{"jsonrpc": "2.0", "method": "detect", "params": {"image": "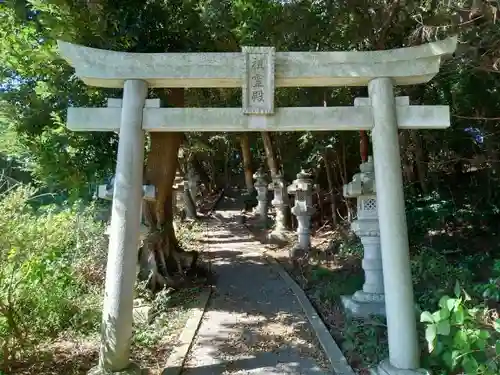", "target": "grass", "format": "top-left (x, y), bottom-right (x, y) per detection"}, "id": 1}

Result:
top-left (9, 287), bottom-right (205, 375)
